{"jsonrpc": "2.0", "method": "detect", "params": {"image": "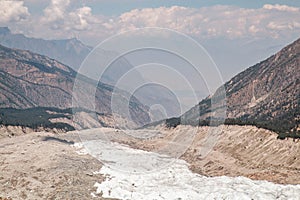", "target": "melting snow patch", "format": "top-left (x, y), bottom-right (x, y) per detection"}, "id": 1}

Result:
top-left (72, 142), bottom-right (89, 155)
